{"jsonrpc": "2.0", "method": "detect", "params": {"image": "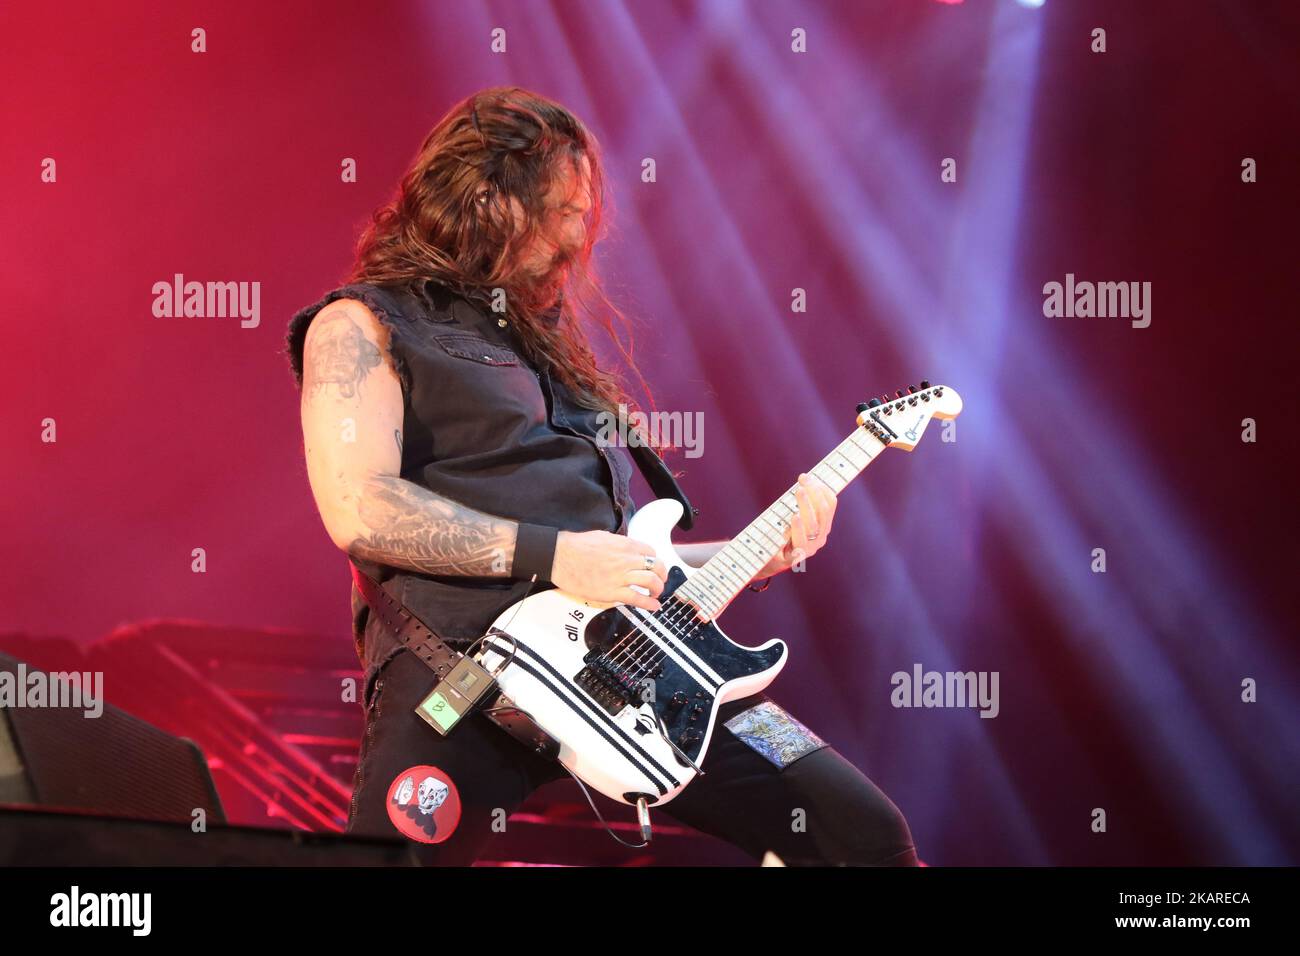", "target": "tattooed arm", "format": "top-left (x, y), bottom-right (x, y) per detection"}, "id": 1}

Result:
top-left (298, 300), bottom-right (517, 576)
top-left (298, 299), bottom-right (668, 609)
